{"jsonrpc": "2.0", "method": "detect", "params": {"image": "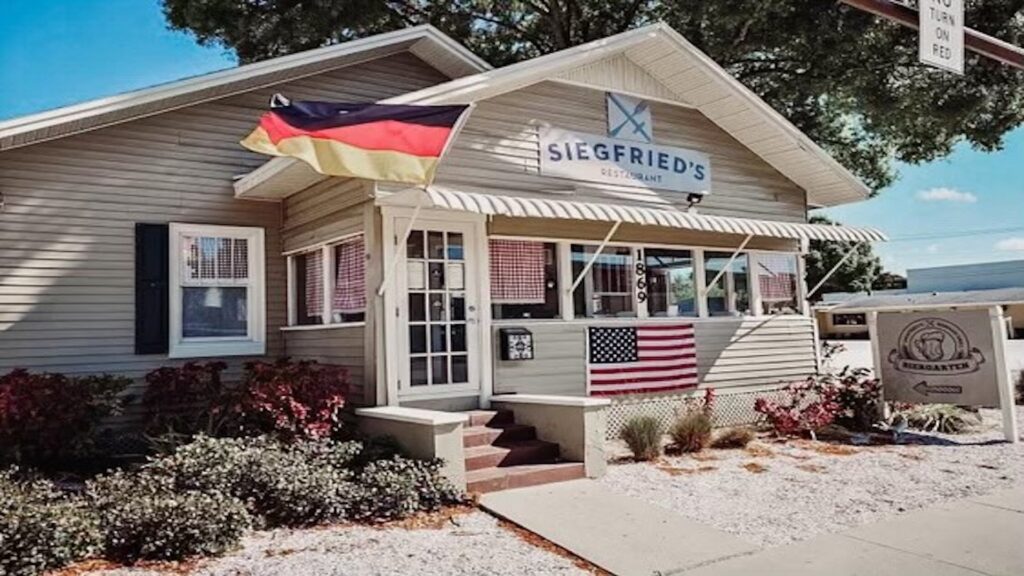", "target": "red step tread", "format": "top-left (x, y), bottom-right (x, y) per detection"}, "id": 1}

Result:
top-left (462, 423), bottom-right (536, 448)
top-left (466, 462), bottom-right (586, 493)
top-left (463, 409), bottom-right (514, 427)
top-left (464, 439), bottom-right (560, 471)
